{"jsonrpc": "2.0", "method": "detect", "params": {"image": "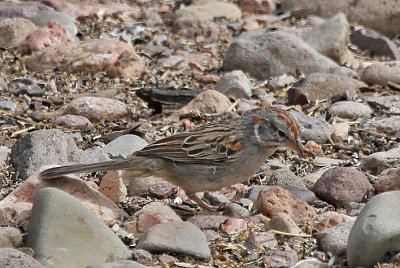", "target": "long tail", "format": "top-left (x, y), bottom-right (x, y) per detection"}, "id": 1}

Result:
top-left (39, 158), bottom-right (141, 179)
